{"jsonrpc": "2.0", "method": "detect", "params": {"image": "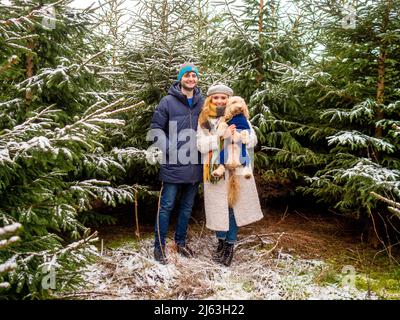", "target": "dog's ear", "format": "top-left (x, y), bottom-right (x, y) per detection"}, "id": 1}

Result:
top-left (242, 100), bottom-right (250, 119)
top-left (224, 100), bottom-right (233, 120)
top-left (224, 108), bottom-right (233, 121)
